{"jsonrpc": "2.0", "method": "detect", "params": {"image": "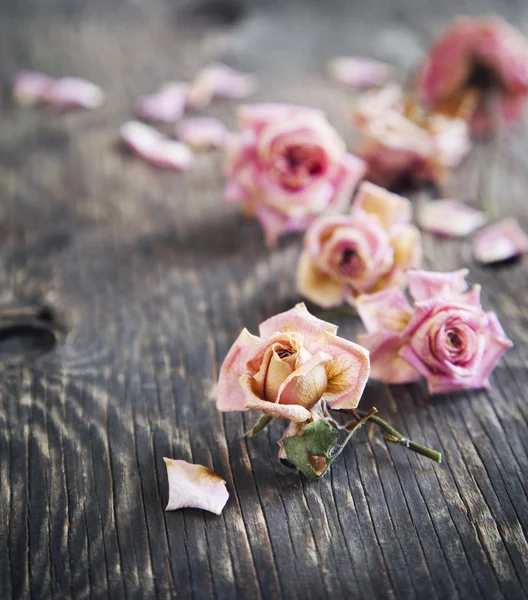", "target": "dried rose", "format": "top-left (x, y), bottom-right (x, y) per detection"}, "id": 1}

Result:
top-left (416, 16), bottom-right (528, 134)
top-left (418, 199), bottom-right (487, 237)
top-left (296, 182), bottom-right (422, 308)
top-left (473, 217), bottom-right (528, 263)
top-left (216, 303), bottom-right (370, 422)
top-left (357, 269), bottom-right (512, 394)
top-left (164, 458), bottom-right (229, 514)
top-left (225, 103), bottom-right (366, 245)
